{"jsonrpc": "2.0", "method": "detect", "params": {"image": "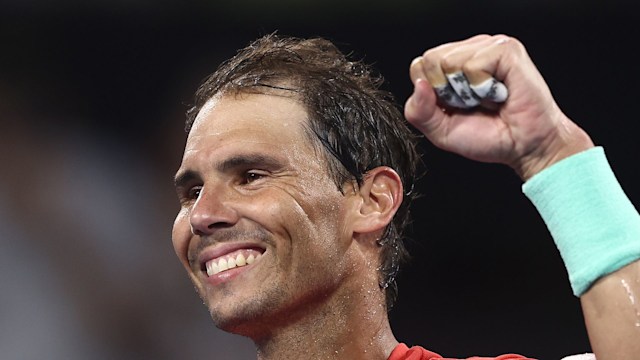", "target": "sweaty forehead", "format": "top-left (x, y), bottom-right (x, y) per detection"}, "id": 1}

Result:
top-left (181, 92), bottom-right (320, 165)
top-left (189, 92), bottom-right (310, 142)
